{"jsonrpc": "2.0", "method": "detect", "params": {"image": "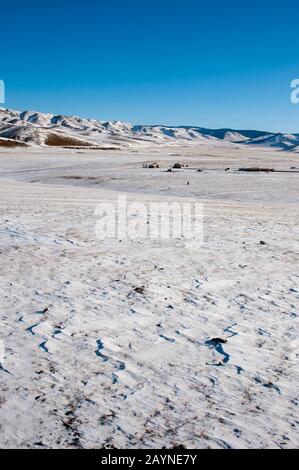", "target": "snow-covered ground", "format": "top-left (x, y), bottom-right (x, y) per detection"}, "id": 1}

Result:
top-left (0, 144), bottom-right (298, 449)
